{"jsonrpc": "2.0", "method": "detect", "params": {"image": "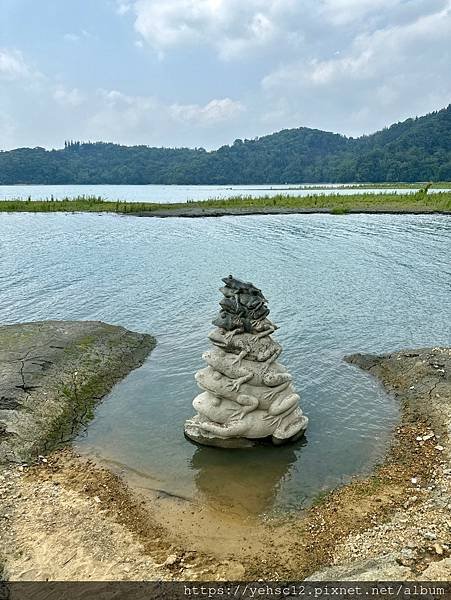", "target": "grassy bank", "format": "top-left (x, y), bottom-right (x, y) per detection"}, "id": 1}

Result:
top-left (1, 190), bottom-right (451, 215)
top-left (299, 182), bottom-right (451, 190)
